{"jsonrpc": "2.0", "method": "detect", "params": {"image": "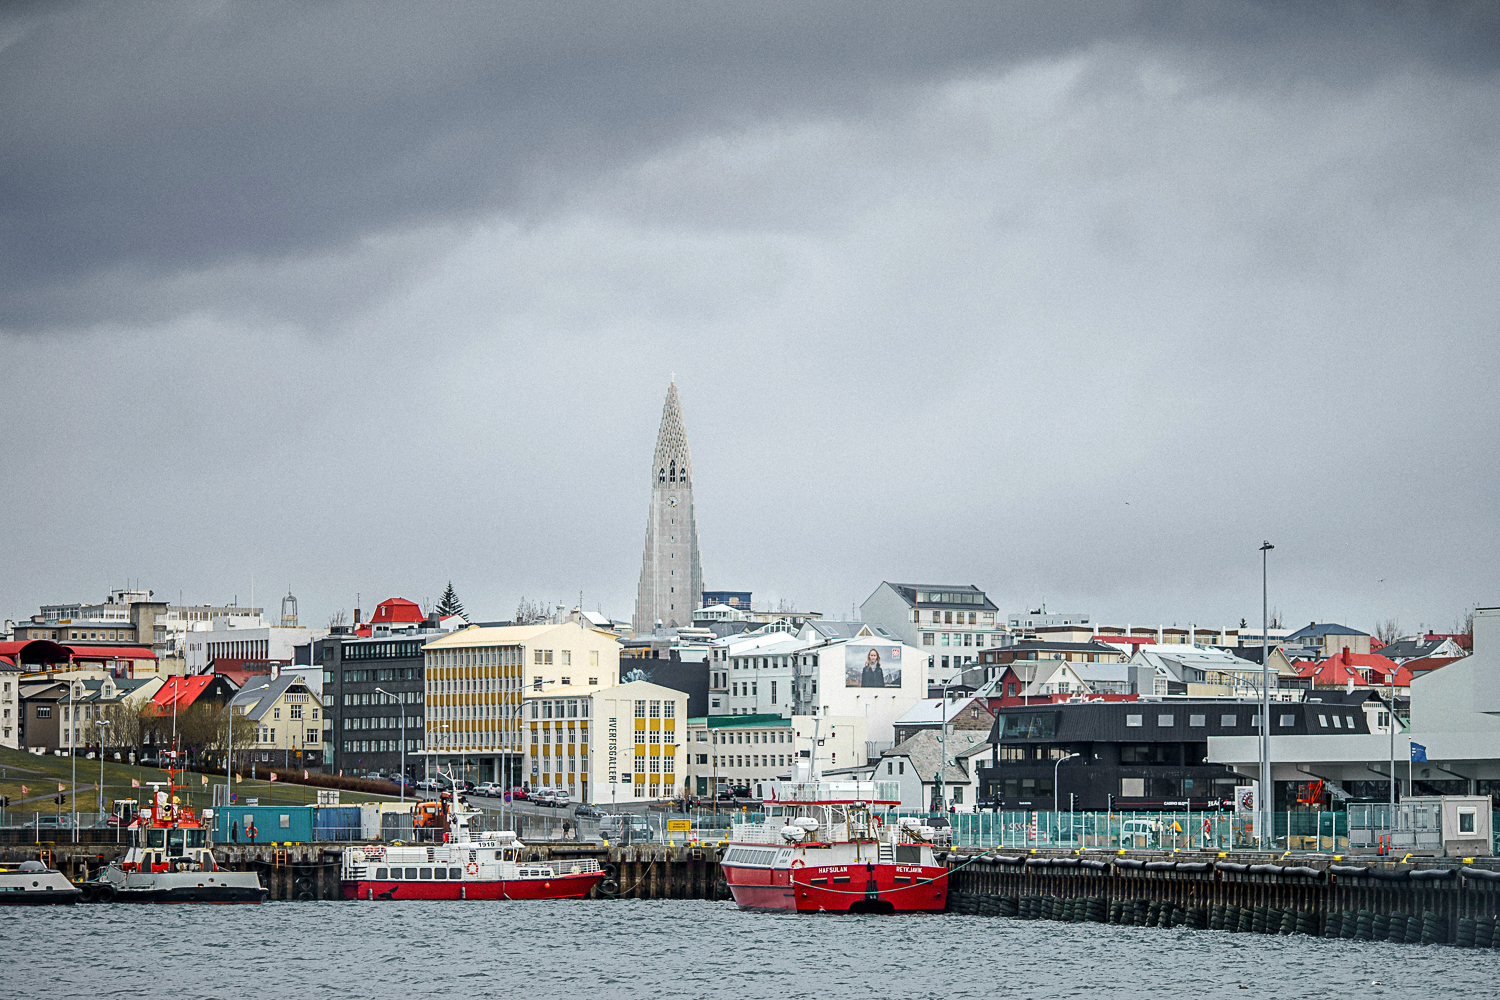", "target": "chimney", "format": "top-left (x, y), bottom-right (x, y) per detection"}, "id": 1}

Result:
top-left (1342, 646), bottom-right (1351, 666)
